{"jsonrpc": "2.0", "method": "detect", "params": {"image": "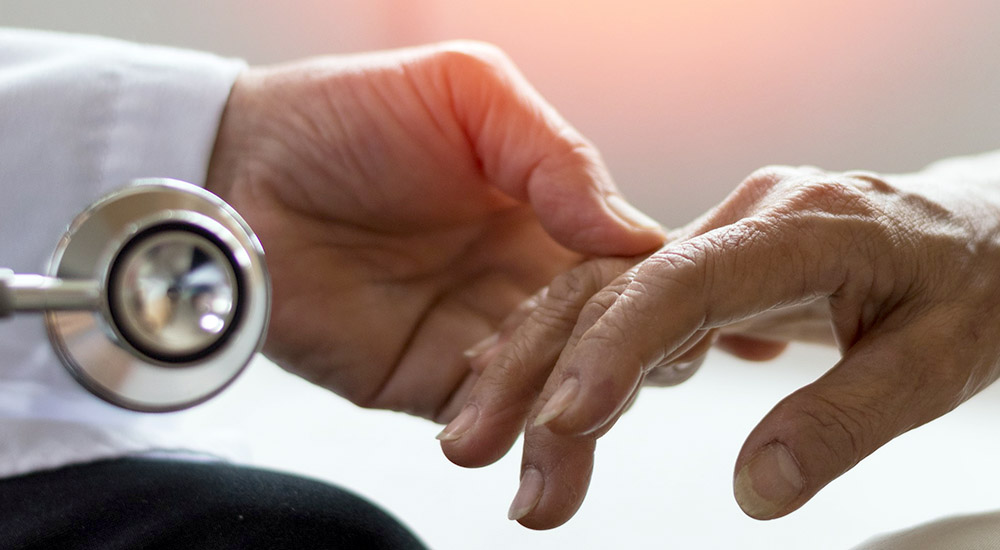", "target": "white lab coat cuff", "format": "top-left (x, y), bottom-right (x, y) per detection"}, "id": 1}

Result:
top-left (0, 28), bottom-right (247, 479)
